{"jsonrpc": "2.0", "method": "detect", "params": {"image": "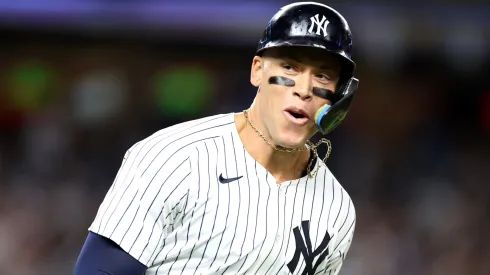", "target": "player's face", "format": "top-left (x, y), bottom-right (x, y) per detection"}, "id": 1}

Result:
top-left (250, 47), bottom-right (341, 148)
